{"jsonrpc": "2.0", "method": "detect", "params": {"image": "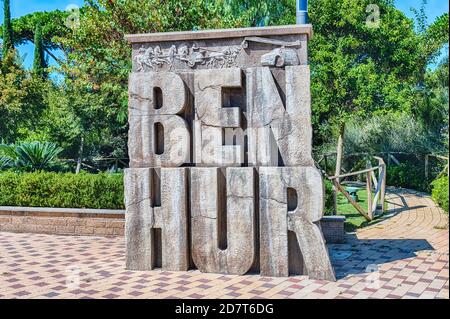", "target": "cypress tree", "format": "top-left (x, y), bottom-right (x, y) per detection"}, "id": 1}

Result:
top-left (0, 0), bottom-right (14, 74)
top-left (33, 22), bottom-right (47, 78)
top-left (2, 0), bottom-right (14, 69)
